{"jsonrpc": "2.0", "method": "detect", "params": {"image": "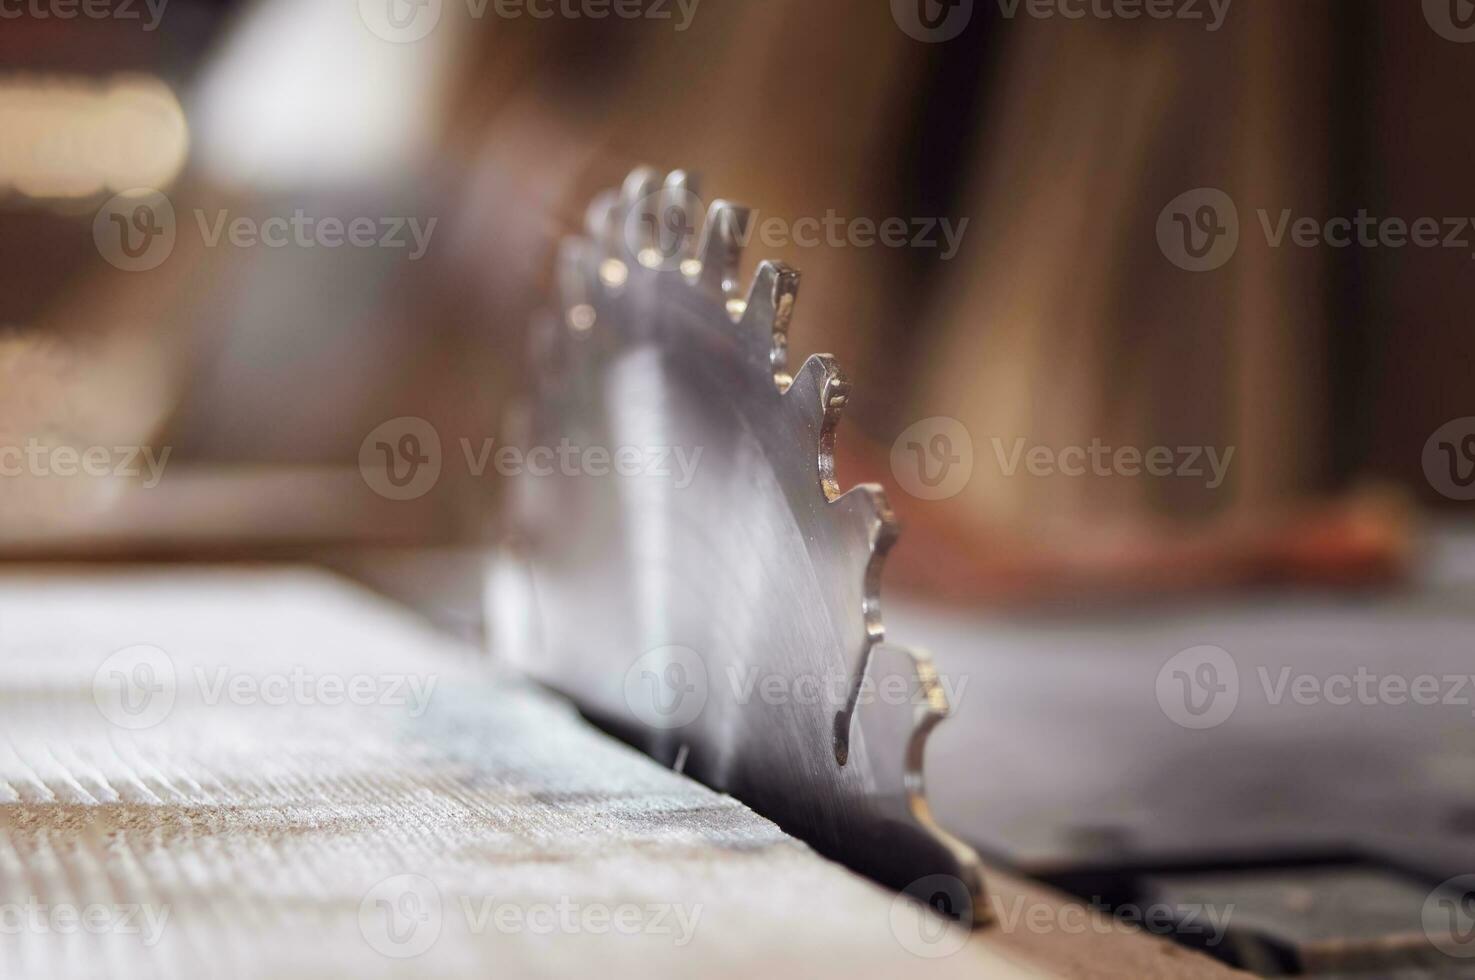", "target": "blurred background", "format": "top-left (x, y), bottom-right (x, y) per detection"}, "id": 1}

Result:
top-left (3, 0), bottom-right (1475, 973)
top-left (5, 0), bottom-right (1470, 589)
